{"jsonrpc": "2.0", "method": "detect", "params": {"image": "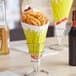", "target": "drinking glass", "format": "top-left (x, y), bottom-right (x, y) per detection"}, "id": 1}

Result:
top-left (48, 0), bottom-right (73, 51)
top-left (0, 0), bottom-right (9, 54)
top-left (22, 22), bottom-right (49, 76)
